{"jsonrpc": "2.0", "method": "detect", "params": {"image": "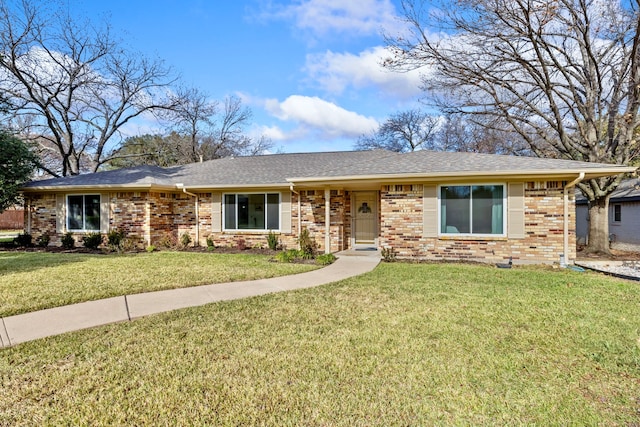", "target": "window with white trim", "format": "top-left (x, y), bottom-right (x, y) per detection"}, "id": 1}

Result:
top-left (67, 195), bottom-right (101, 231)
top-left (439, 185), bottom-right (506, 235)
top-left (223, 193), bottom-right (280, 230)
top-left (612, 203), bottom-right (622, 223)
